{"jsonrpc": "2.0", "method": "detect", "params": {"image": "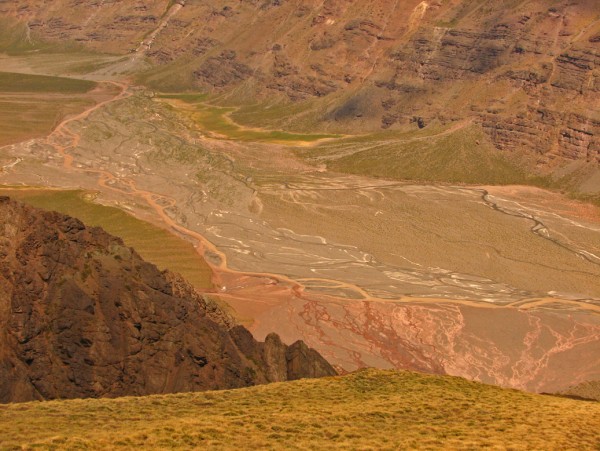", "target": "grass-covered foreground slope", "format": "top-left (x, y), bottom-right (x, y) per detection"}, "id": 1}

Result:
top-left (1, 369), bottom-right (598, 450)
